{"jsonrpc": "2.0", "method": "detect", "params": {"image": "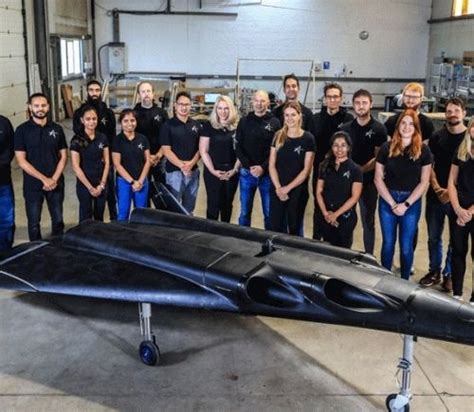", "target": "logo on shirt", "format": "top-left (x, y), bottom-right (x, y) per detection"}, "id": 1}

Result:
top-left (191, 125), bottom-right (199, 133)
top-left (101, 117), bottom-right (108, 126)
top-left (49, 129), bottom-right (58, 139)
top-left (365, 129), bottom-right (375, 139)
top-left (343, 170), bottom-right (351, 179)
top-left (337, 122), bottom-right (345, 129)
top-left (264, 123), bottom-right (273, 132)
top-left (154, 114), bottom-right (162, 122)
top-left (98, 142), bottom-right (104, 150)
top-left (294, 145), bottom-right (303, 155)
top-left (137, 143), bottom-right (144, 150)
